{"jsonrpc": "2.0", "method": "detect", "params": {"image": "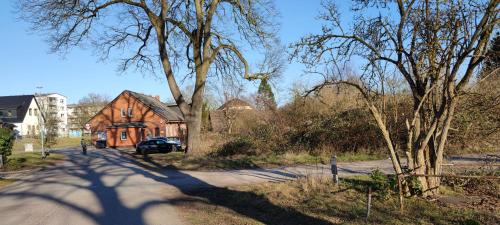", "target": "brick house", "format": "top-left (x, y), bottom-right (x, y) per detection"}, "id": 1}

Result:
top-left (88, 90), bottom-right (186, 148)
